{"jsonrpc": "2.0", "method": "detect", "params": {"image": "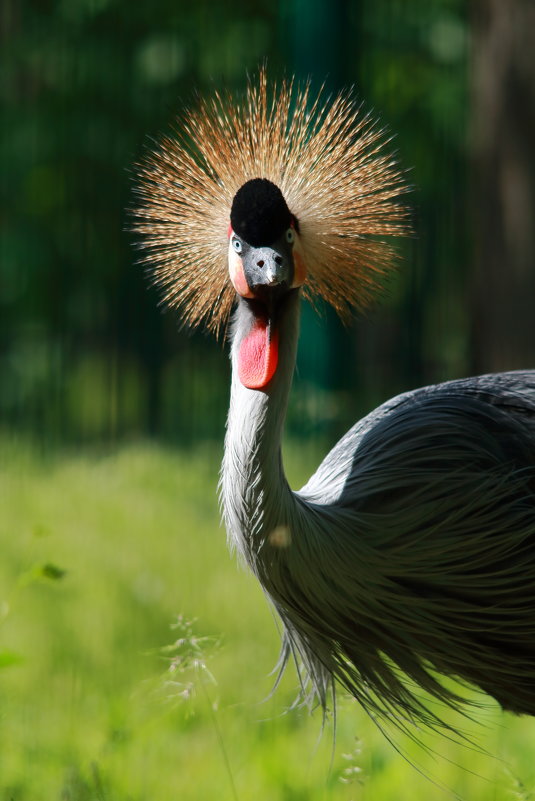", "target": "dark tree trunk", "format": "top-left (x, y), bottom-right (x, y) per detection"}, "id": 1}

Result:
top-left (470, 0), bottom-right (535, 373)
